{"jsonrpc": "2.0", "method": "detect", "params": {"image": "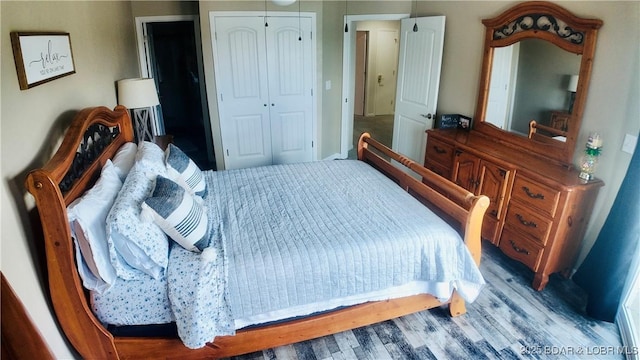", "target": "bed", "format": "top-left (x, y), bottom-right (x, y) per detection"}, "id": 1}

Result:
top-left (26, 105), bottom-right (489, 359)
